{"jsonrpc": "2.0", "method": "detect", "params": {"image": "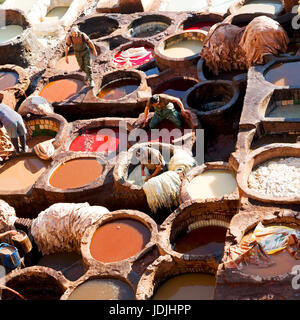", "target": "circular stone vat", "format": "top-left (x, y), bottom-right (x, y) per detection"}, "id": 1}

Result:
top-left (183, 80), bottom-right (239, 131)
top-left (127, 15), bottom-right (171, 38)
top-left (97, 70), bottom-right (143, 101)
top-left (152, 273), bottom-right (216, 300)
top-left (238, 223), bottom-right (300, 278)
top-left (136, 255), bottom-right (216, 300)
top-left (180, 162), bottom-right (238, 203)
top-left (264, 60), bottom-right (300, 87)
top-left (77, 16), bottom-right (119, 40)
top-left (43, 6), bottom-right (69, 23)
top-left (81, 209), bottom-right (157, 266)
top-left (154, 31), bottom-right (206, 71)
top-left (37, 252), bottom-right (86, 282)
top-left (0, 155), bottom-right (50, 193)
top-left (237, 145), bottom-right (300, 204)
top-left (2, 266), bottom-right (67, 300)
top-left (49, 157), bottom-right (104, 189)
top-left (39, 77), bottom-right (85, 104)
top-left (113, 43), bottom-right (154, 69)
top-left (231, 0), bottom-right (284, 16)
top-left (61, 275), bottom-right (135, 300)
top-left (153, 77), bottom-right (198, 101)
